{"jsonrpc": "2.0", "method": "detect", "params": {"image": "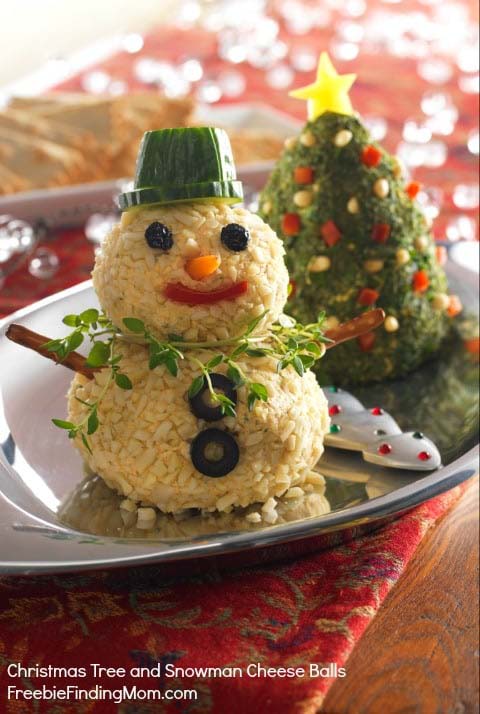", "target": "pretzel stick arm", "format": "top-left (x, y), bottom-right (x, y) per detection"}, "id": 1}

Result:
top-left (324, 308), bottom-right (385, 348)
top-left (6, 324), bottom-right (98, 379)
top-left (6, 310), bottom-right (385, 378)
